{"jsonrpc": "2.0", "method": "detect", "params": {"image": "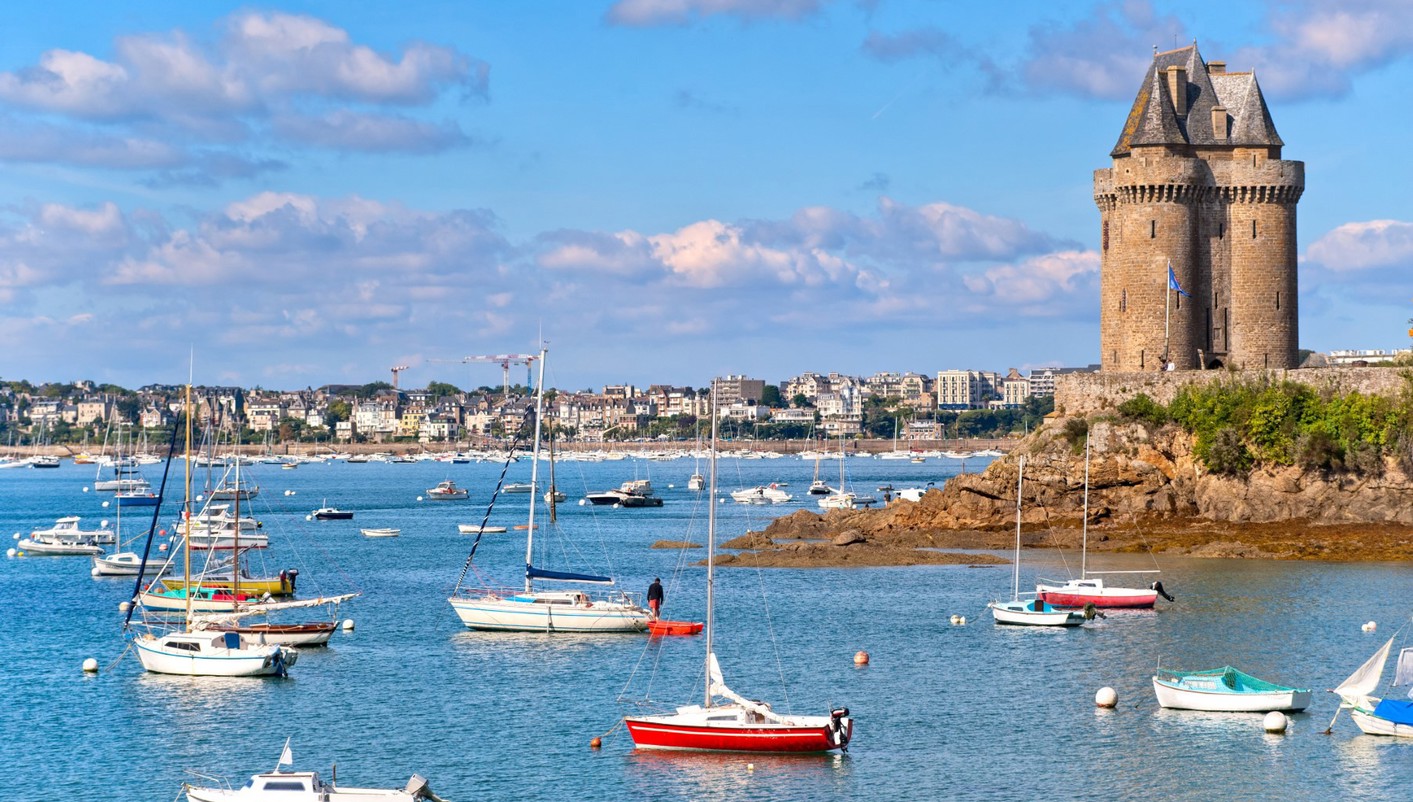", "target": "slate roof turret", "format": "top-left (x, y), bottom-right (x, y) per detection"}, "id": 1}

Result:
top-left (1111, 43), bottom-right (1282, 157)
